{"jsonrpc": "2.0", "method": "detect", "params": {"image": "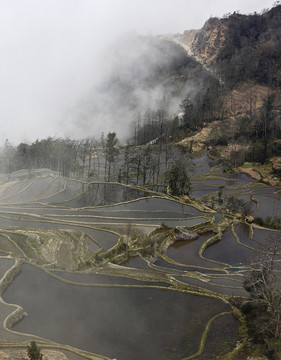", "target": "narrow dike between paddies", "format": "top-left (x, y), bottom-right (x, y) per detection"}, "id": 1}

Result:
top-left (0, 260), bottom-right (240, 360)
